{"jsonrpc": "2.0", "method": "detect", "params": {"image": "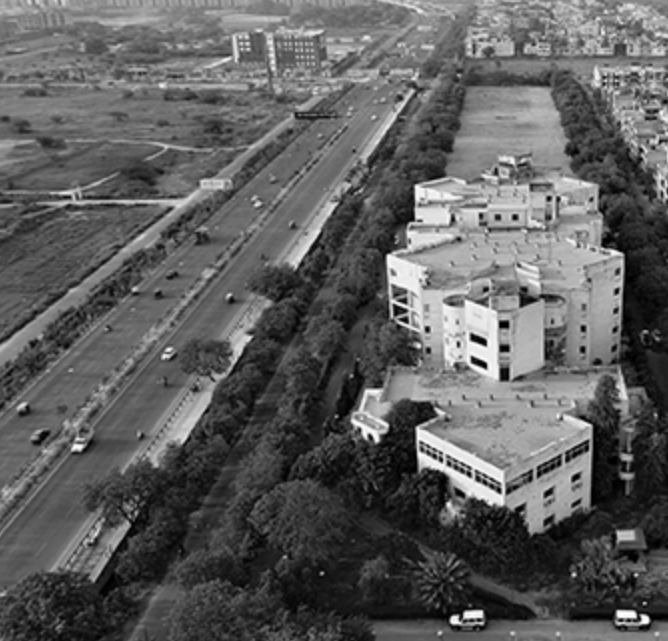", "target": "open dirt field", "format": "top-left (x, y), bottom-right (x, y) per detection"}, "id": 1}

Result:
top-left (0, 86), bottom-right (298, 193)
top-left (0, 204), bottom-right (165, 339)
top-left (447, 86), bottom-right (570, 181)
